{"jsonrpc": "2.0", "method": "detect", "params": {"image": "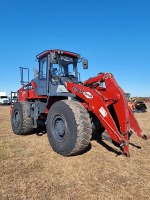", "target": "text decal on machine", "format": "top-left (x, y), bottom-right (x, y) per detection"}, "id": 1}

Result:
top-left (83, 92), bottom-right (93, 99)
top-left (72, 86), bottom-right (93, 99)
top-left (99, 107), bottom-right (107, 117)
